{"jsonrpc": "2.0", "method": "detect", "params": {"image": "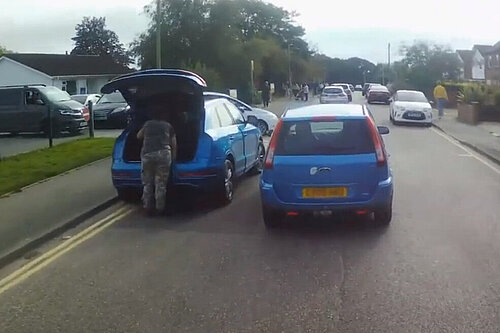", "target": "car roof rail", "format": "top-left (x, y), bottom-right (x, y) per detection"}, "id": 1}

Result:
top-left (0, 83), bottom-right (47, 89)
